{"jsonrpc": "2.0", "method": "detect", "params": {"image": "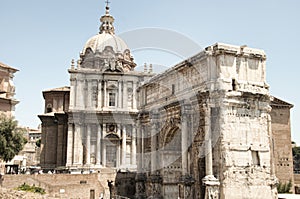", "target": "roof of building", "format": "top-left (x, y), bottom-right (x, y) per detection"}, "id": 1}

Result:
top-left (271, 96), bottom-right (294, 108)
top-left (43, 86), bottom-right (70, 93)
top-left (0, 61), bottom-right (19, 72)
top-left (83, 32), bottom-right (129, 54)
top-left (82, 5), bottom-right (129, 55)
